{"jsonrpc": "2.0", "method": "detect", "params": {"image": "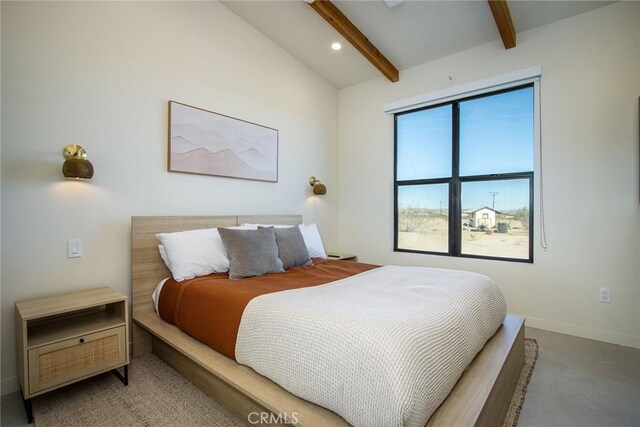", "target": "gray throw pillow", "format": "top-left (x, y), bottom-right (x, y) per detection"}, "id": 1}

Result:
top-left (259, 226), bottom-right (313, 270)
top-left (218, 227), bottom-right (284, 280)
